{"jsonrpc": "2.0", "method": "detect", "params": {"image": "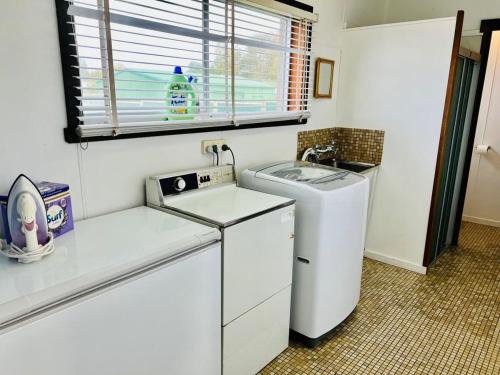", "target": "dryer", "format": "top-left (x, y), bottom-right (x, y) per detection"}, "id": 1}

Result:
top-left (240, 161), bottom-right (369, 347)
top-left (146, 165), bottom-right (295, 375)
